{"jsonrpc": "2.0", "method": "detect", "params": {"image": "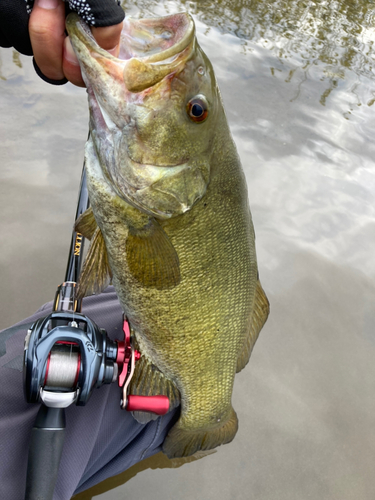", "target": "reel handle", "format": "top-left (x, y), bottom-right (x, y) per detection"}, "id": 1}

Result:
top-left (25, 405), bottom-right (66, 500)
top-left (127, 395), bottom-right (170, 415)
